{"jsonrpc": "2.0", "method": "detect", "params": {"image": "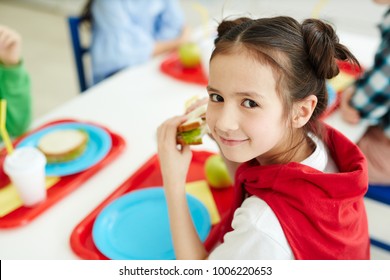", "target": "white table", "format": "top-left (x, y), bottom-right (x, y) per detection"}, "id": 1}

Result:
top-left (0, 56), bottom-right (218, 259)
top-left (0, 31), bottom-right (379, 259)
